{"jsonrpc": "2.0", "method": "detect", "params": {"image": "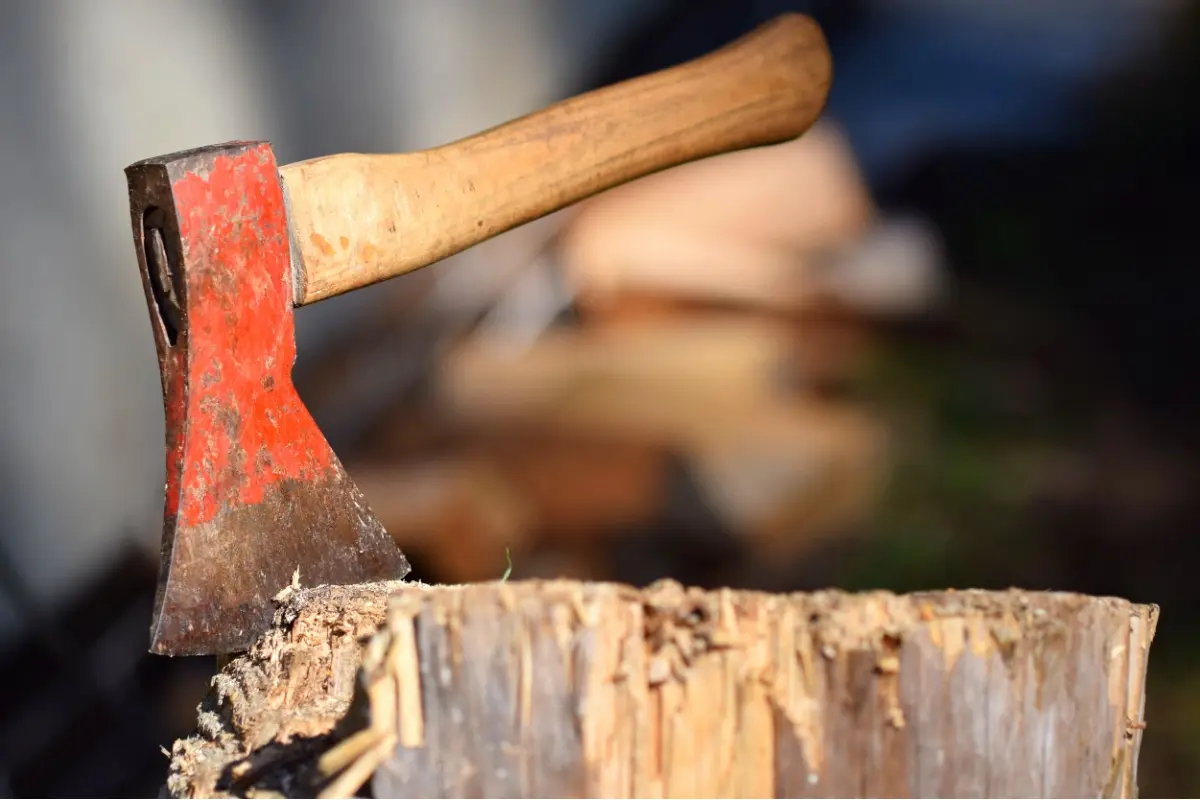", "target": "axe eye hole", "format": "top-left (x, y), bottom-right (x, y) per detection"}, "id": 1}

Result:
top-left (143, 209), bottom-right (182, 346)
